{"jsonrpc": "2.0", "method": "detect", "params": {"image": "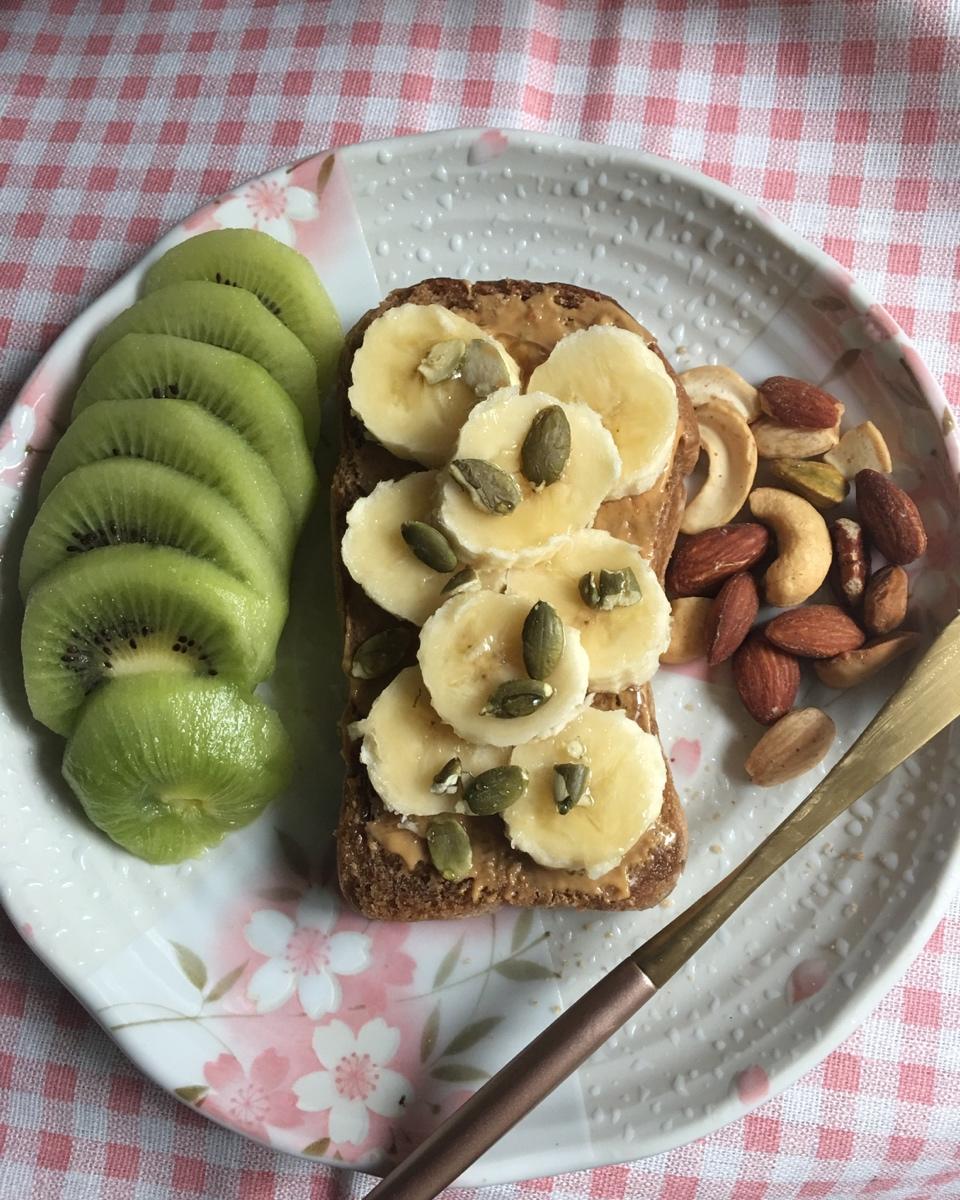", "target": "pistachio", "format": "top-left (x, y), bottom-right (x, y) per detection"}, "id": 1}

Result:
top-left (430, 756), bottom-right (462, 795)
top-left (521, 599), bottom-right (565, 680)
top-left (350, 627), bottom-right (412, 680)
top-left (480, 678), bottom-right (554, 719)
top-left (449, 458), bottom-right (522, 515)
top-left (426, 815), bottom-right (473, 881)
top-left (521, 404), bottom-right (571, 487)
top-left (553, 762), bottom-right (590, 814)
top-left (441, 566), bottom-right (480, 596)
top-left (417, 338), bottom-right (465, 384)
top-left (579, 567), bottom-right (642, 611)
top-left (464, 765), bottom-right (529, 815)
top-left (769, 458), bottom-right (849, 510)
top-left (400, 520), bottom-right (458, 573)
top-left (460, 339), bottom-right (512, 397)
